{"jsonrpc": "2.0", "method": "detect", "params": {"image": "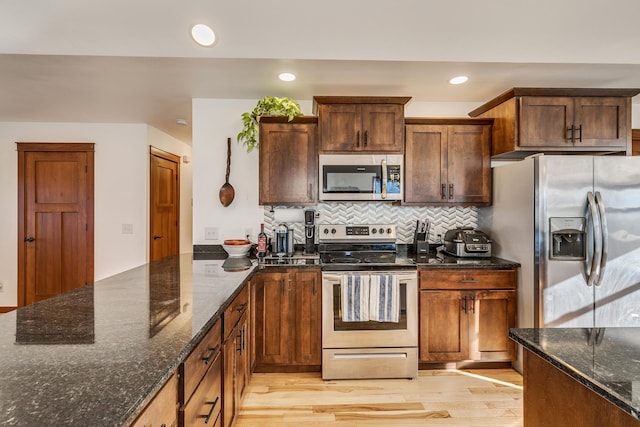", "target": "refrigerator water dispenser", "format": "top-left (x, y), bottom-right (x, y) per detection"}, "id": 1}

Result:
top-left (550, 217), bottom-right (585, 260)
